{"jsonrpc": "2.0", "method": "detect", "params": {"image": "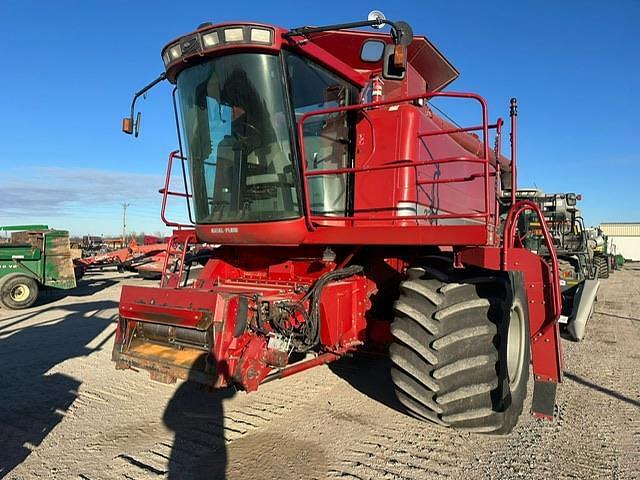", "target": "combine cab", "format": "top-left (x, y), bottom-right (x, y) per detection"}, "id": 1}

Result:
top-left (114, 13), bottom-right (563, 433)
